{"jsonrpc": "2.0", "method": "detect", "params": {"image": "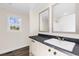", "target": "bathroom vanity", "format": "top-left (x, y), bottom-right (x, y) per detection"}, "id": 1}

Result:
top-left (29, 3), bottom-right (79, 56)
top-left (29, 34), bottom-right (79, 56)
